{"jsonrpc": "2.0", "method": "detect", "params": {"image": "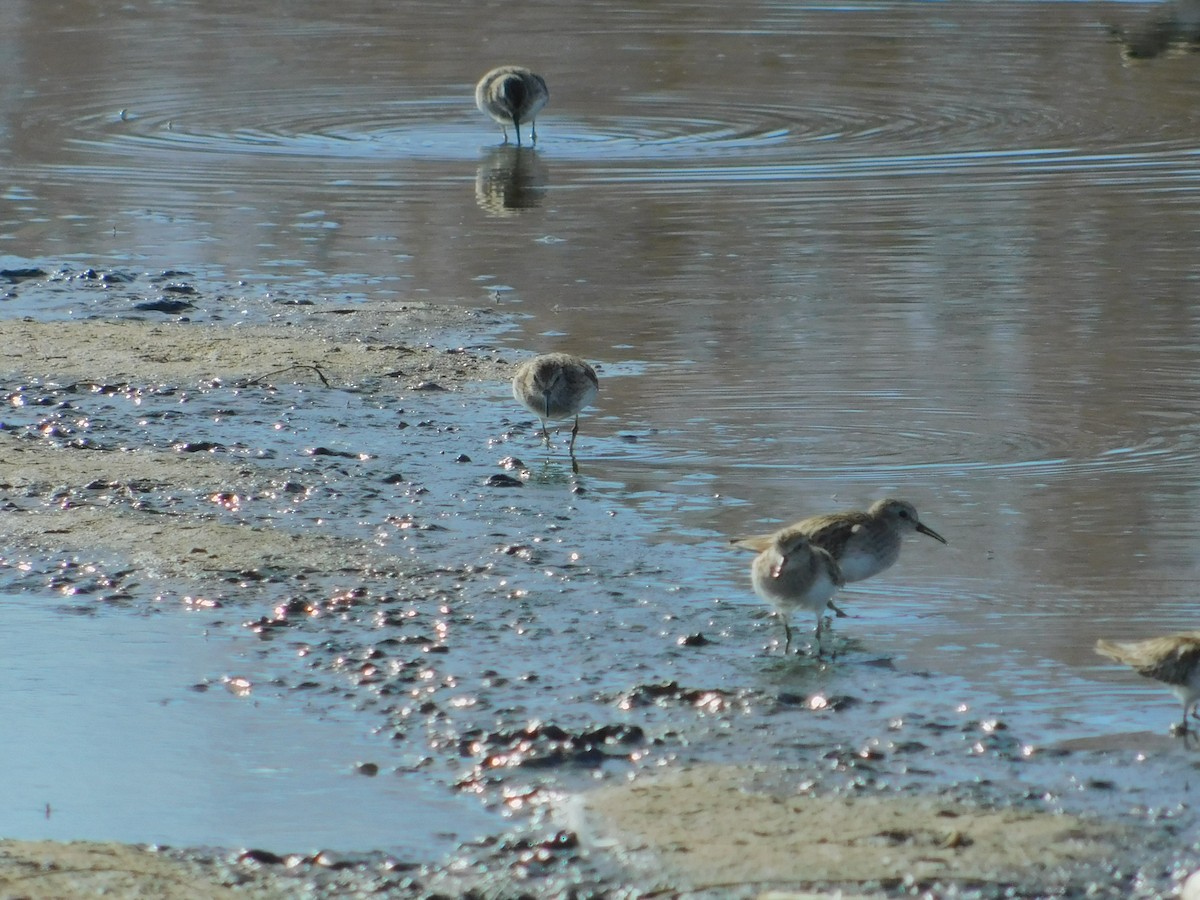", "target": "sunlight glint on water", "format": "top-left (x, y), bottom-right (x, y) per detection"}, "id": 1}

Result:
top-left (1, 0), bottom-right (1200, 840)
